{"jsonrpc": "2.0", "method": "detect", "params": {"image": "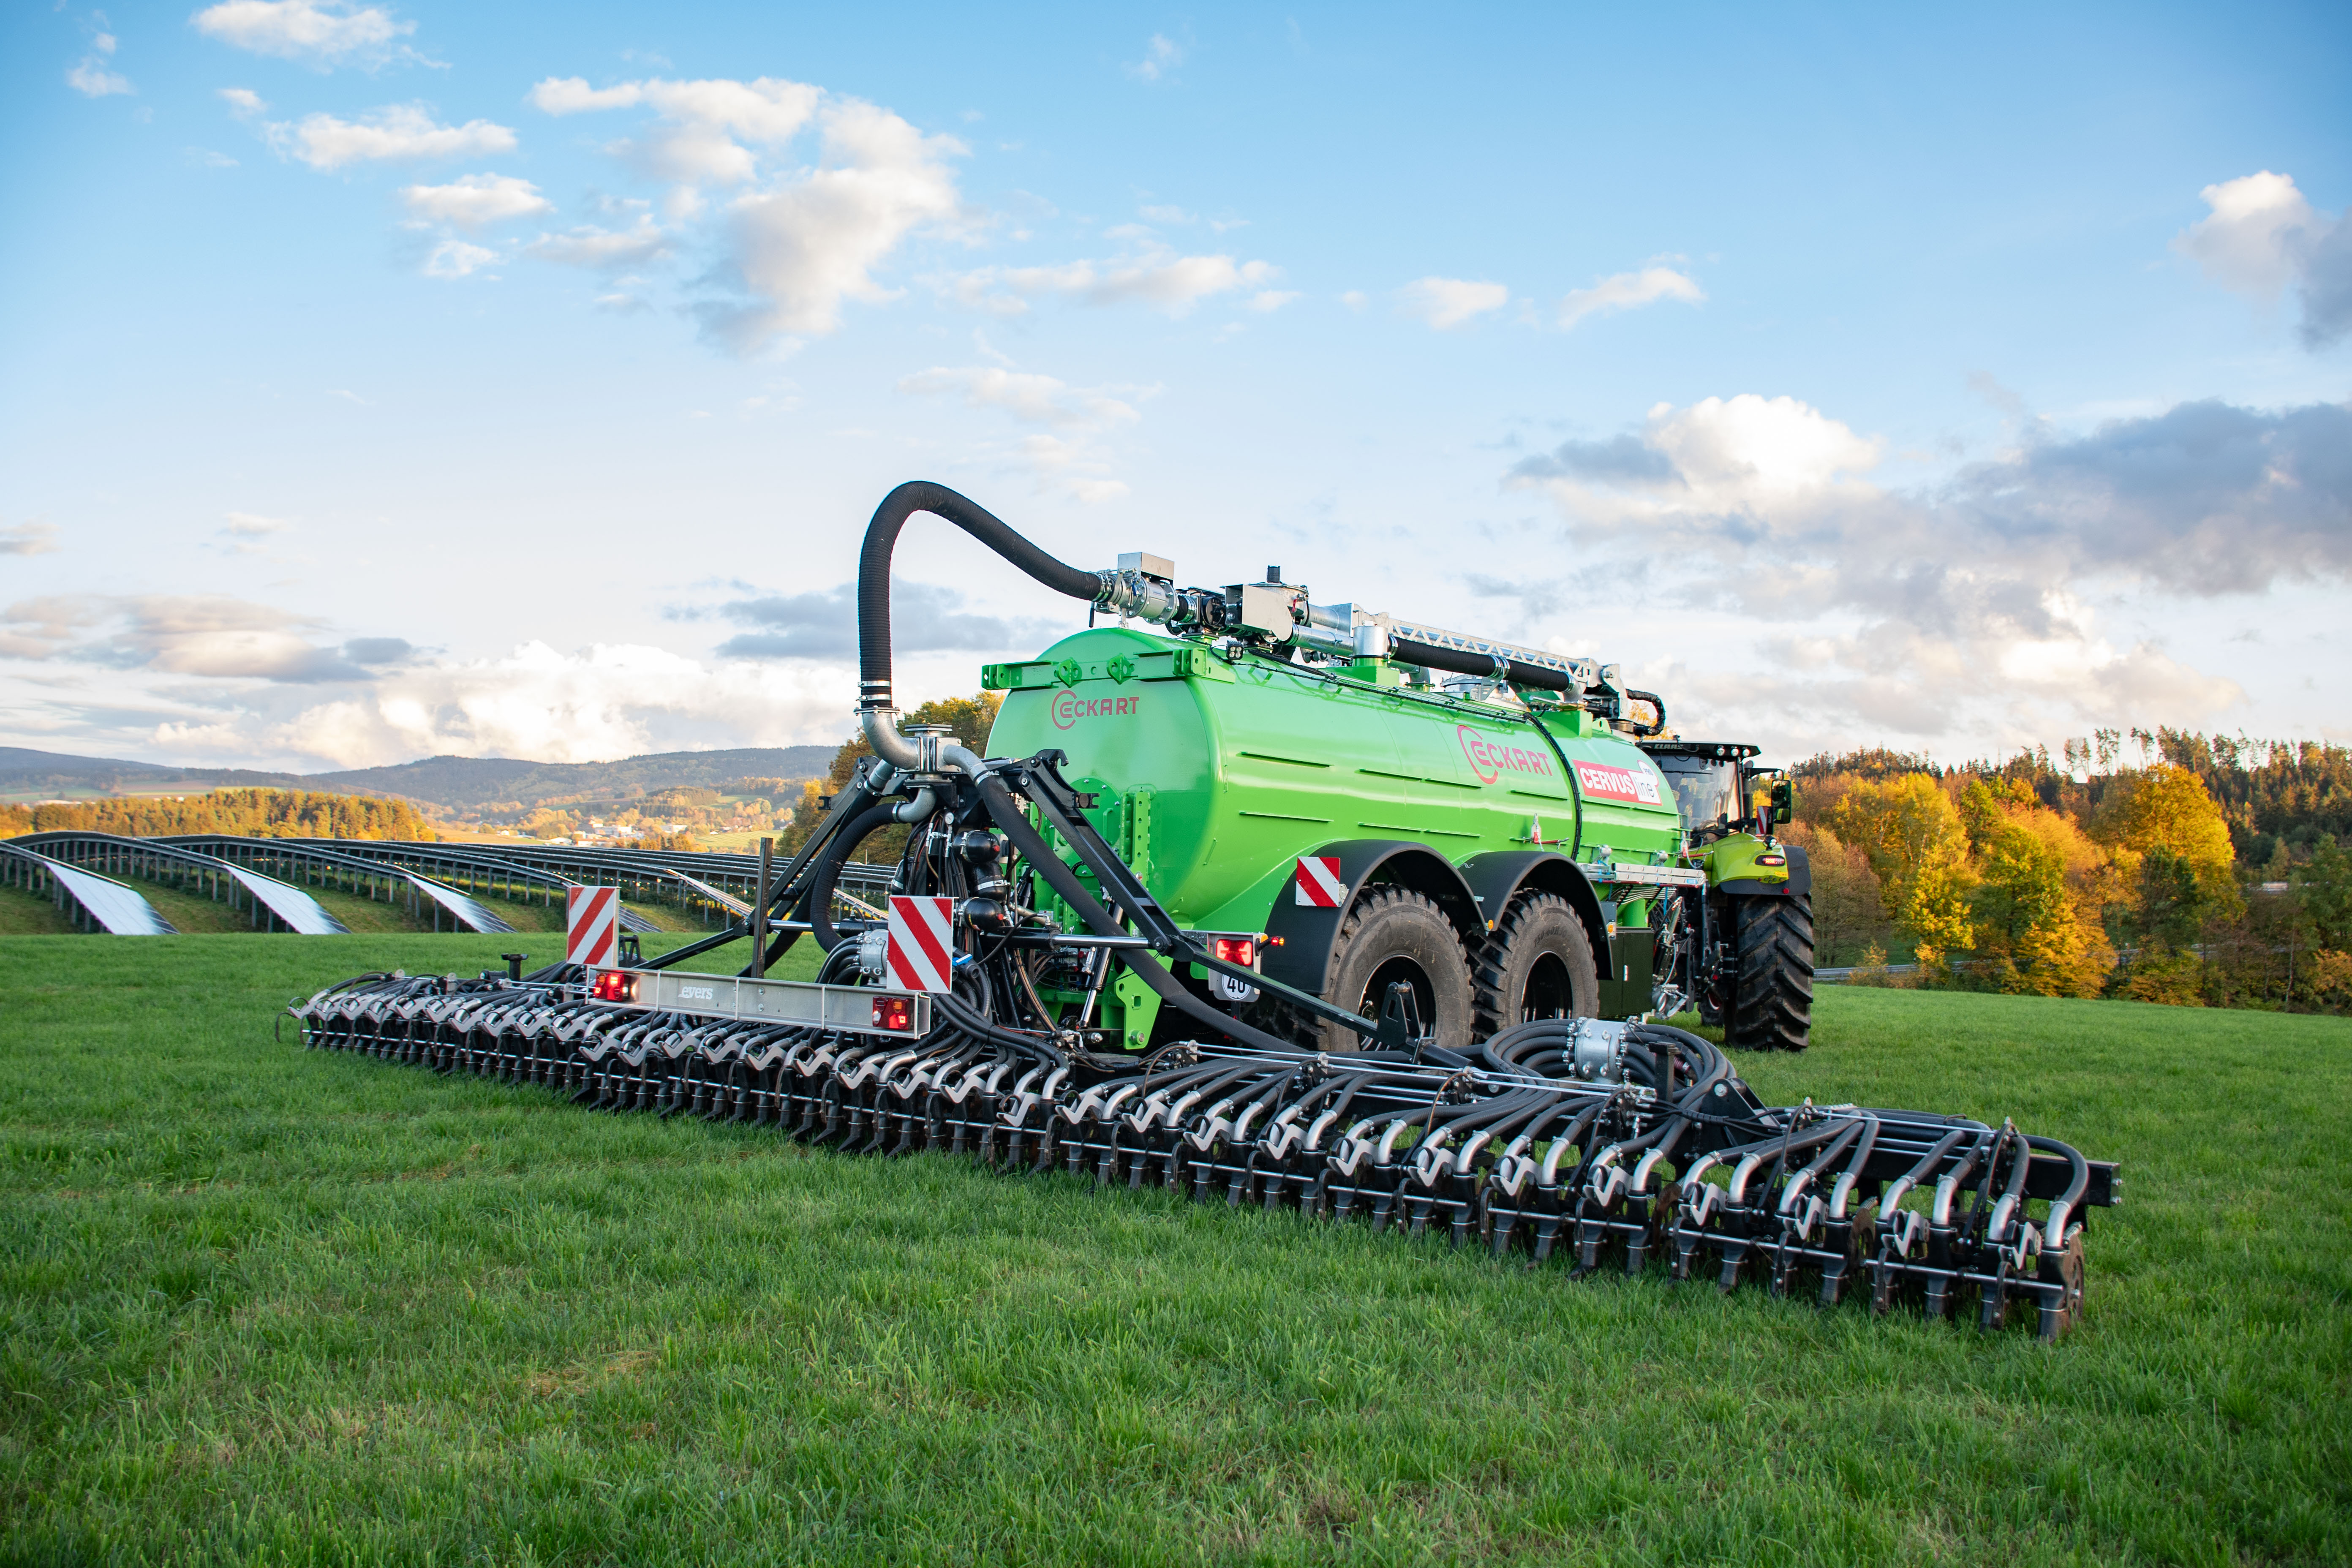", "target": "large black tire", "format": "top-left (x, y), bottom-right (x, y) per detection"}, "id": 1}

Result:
top-left (1718, 894), bottom-right (1814, 1051)
top-left (1307, 886), bottom-right (1475, 1054)
top-left (1473, 892), bottom-right (1600, 1037)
